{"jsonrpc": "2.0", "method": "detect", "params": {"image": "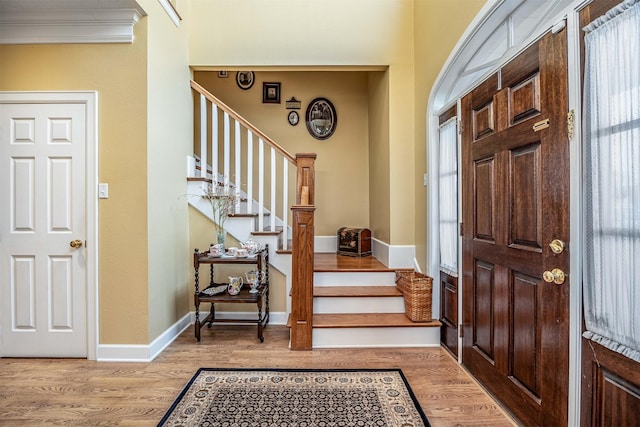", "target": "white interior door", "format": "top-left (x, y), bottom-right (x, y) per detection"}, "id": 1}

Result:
top-left (0, 101), bottom-right (88, 357)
